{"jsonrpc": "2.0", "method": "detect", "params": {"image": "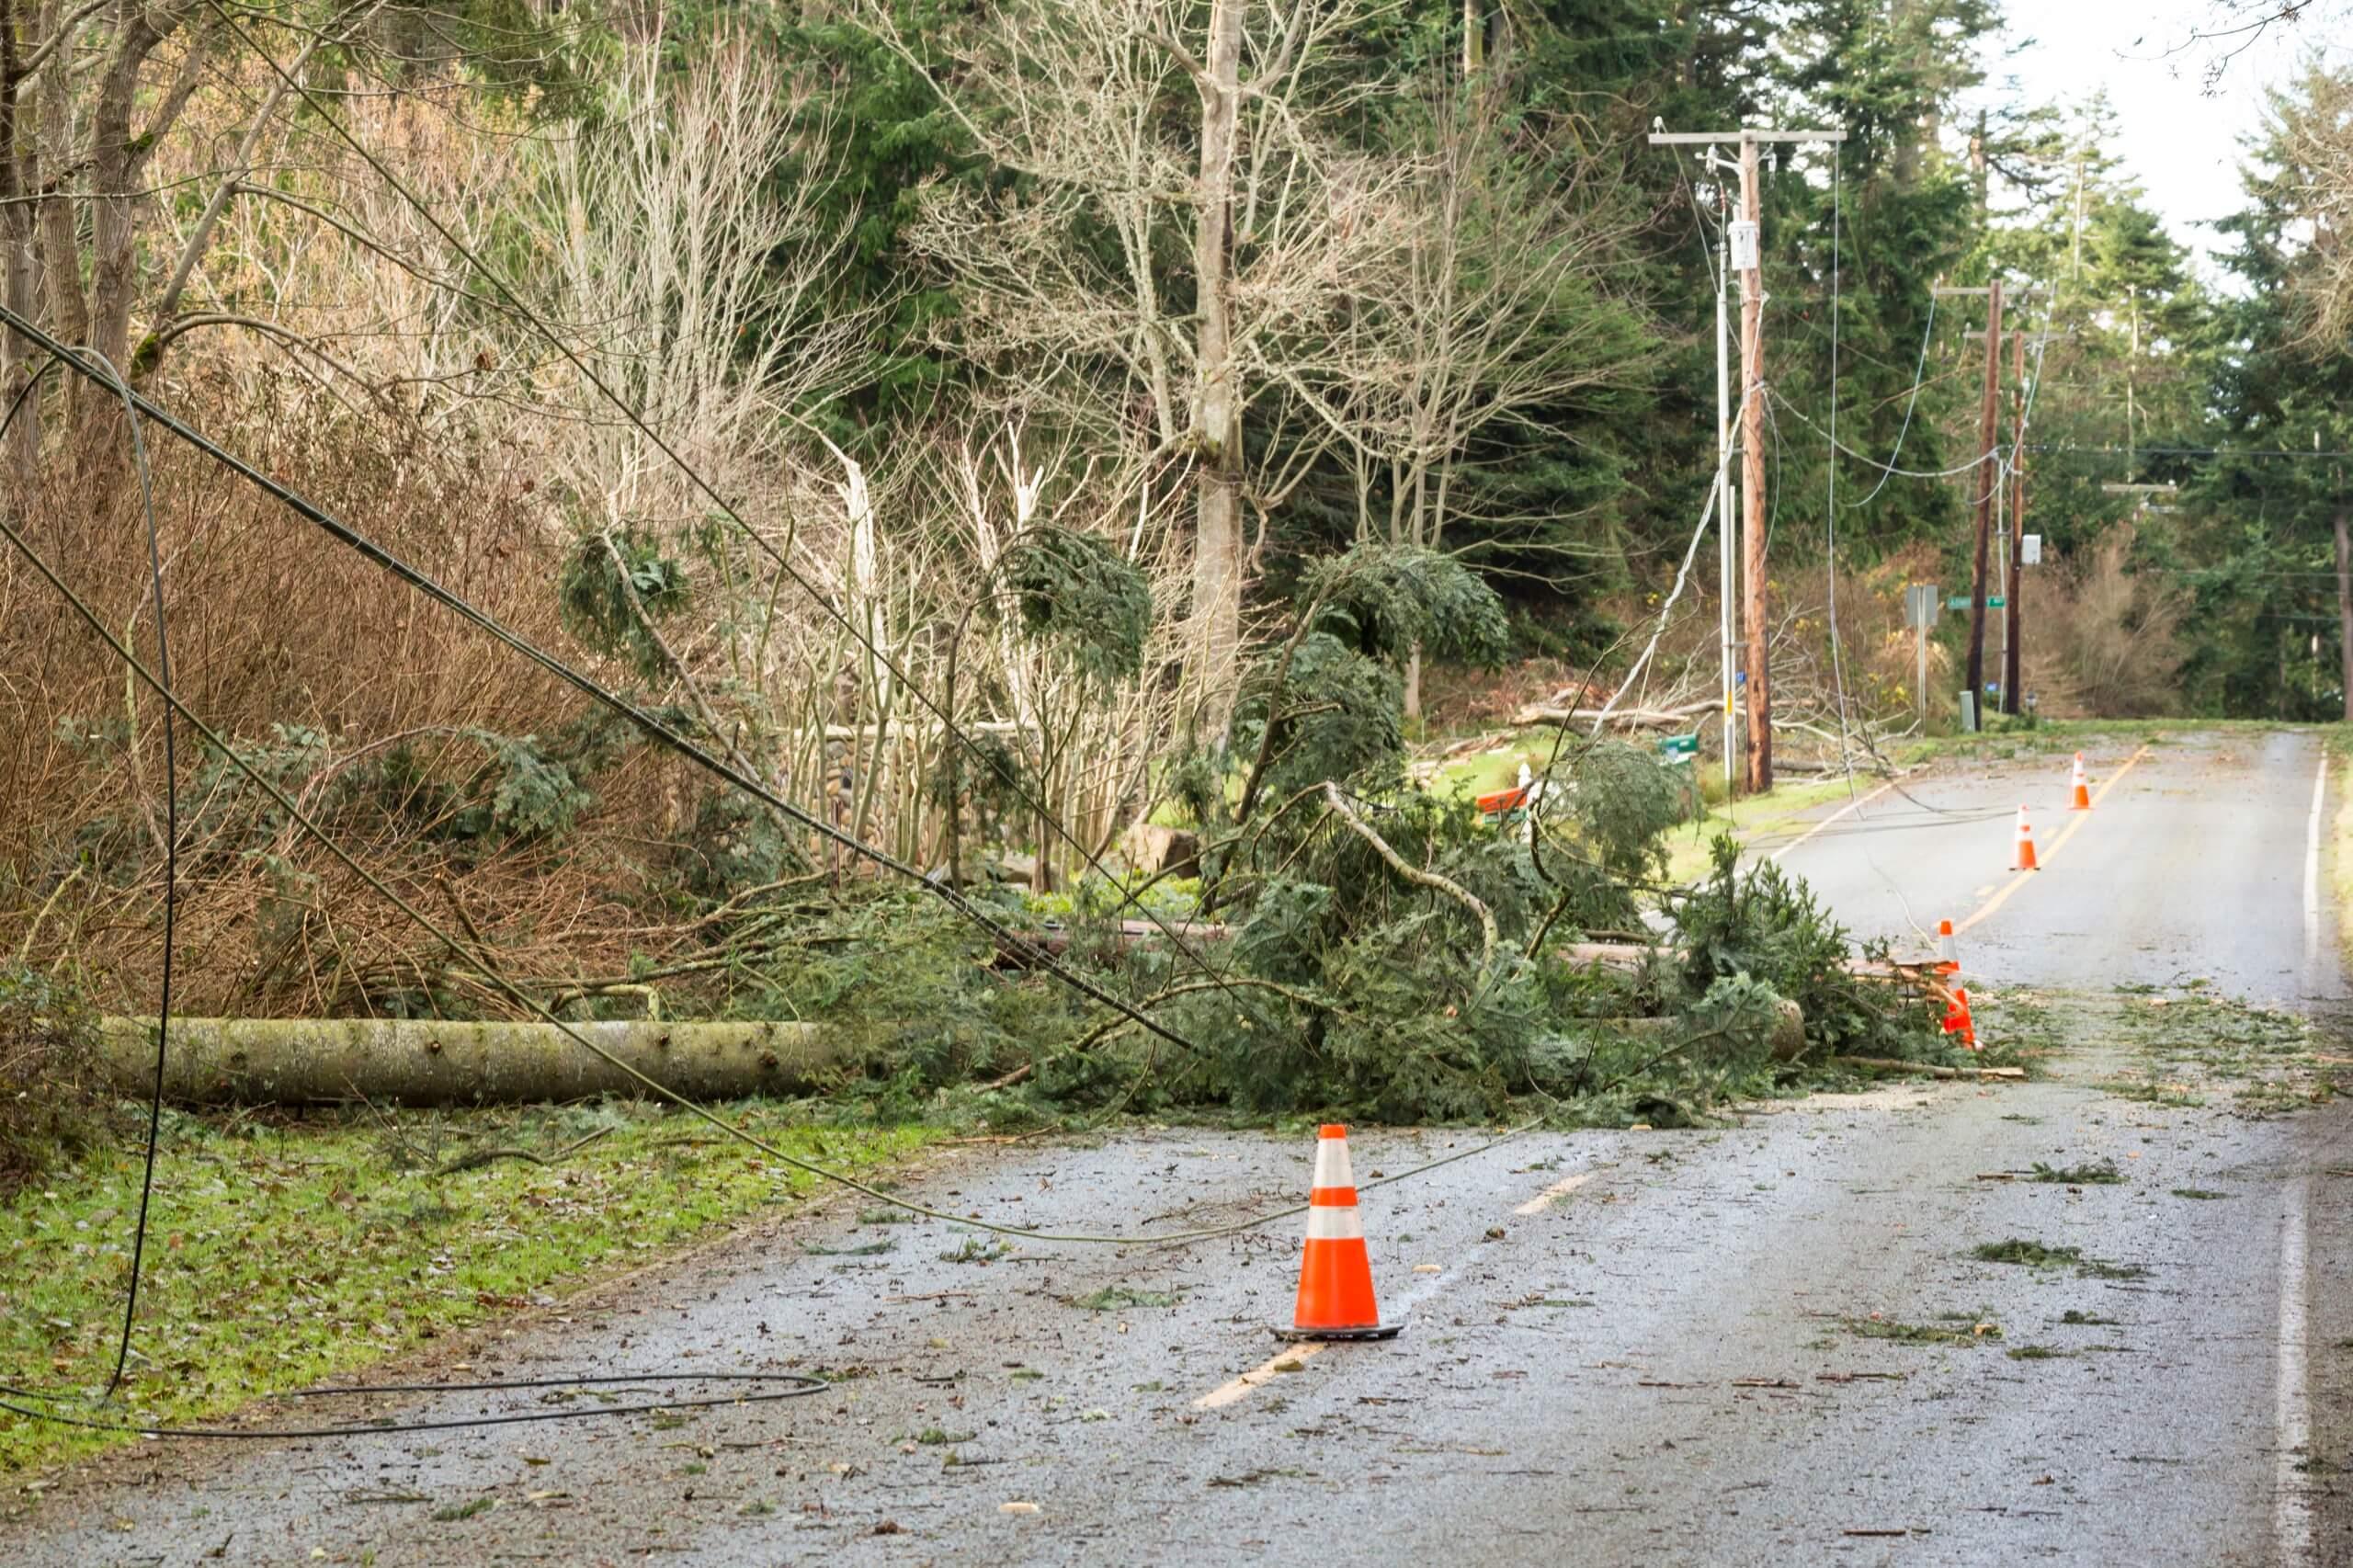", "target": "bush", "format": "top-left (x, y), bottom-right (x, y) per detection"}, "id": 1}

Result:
top-left (0, 963), bottom-right (104, 1193)
top-left (1670, 835), bottom-right (1938, 1060)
